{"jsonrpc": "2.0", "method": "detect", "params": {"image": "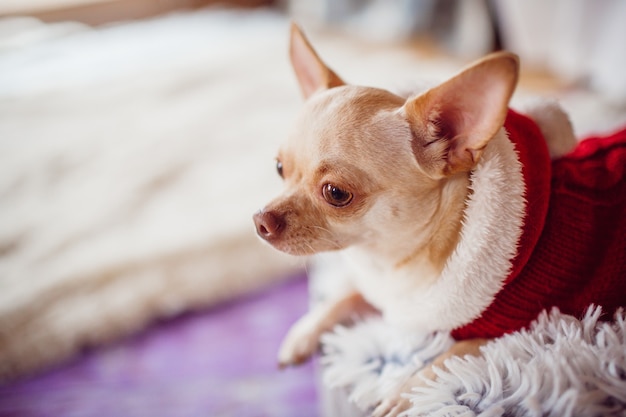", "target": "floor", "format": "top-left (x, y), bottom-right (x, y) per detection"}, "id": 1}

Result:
top-left (0, 274), bottom-right (318, 417)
